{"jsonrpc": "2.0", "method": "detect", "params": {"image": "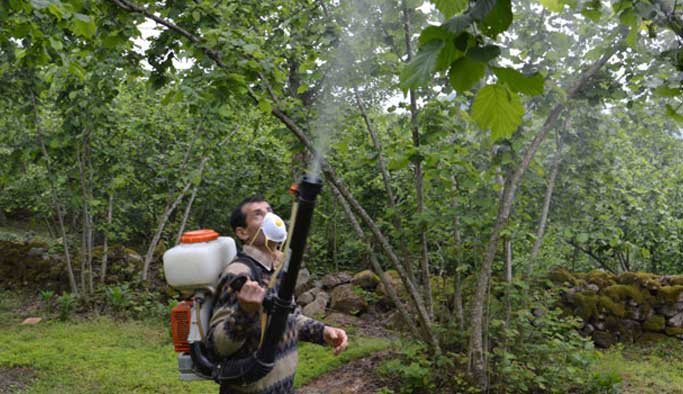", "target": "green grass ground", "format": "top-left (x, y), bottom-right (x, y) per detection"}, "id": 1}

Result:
top-left (0, 291), bottom-right (390, 394)
top-left (593, 339), bottom-right (683, 394)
